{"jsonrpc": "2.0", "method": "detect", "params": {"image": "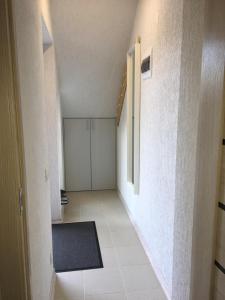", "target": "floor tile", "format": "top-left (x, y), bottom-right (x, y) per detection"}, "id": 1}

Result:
top-left (64, 210), bottom-right (80, 223)
top-left (101, 199), bottom-right (125, 211)
top-left (121, 265), bottom-right (161, 292)
top-left (84, 268), bottom-right (124, 295)
top-left (80, 202), bottom-right (102, 215)
top-left (115, 245), bottom-right (149, 266)
top-left (111, 228), bottom-right (141, 247)
top-left (127, 289), bottom-right (167, 300)
top-left (54, 271), bottom-right (84, 300)
top-left (107, 214), bottom-right (133, 232)
top-left (79, 209), bottom-right (103, 219)
top-left (101, 247), bottom-right (118, 268)
top-left (86, 293), bottom-right (126, 300)
top-left (97, 226), bottom-right (113, 247)
top-left (78, 209), bottom-right (105, 222)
